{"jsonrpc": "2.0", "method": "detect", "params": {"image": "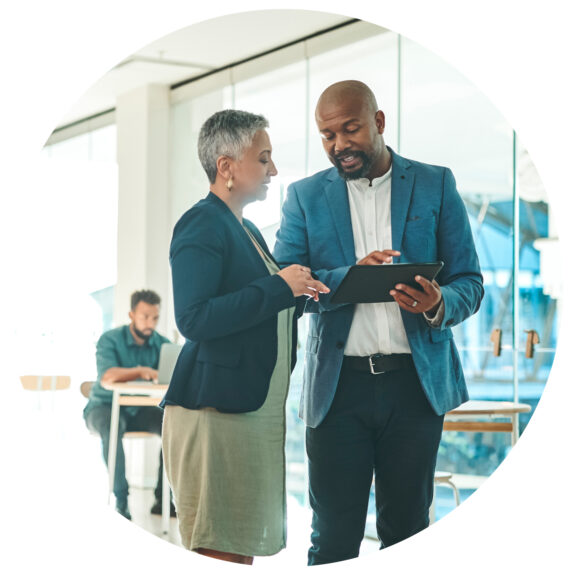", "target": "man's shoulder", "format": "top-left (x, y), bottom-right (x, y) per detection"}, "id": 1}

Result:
top-left (289, 167), bottom-right (340, 197)
top-left (394, 150), bottom-right (449, 178)
top-left (153, 331), bottom-right (170, 346)
top-left (98, 325), bottom-right (128, 344)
